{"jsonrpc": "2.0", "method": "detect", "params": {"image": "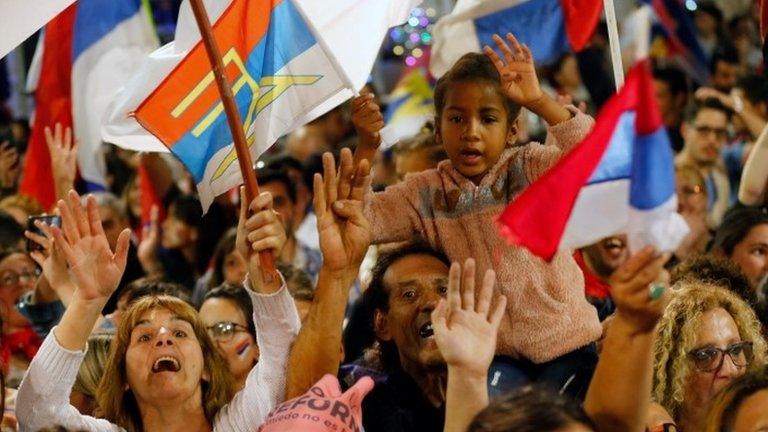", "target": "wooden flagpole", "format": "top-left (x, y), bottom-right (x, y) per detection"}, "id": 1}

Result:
top-left (604, 0), bottom-right (625, 89)
top-left (188, 0), bottom-right (277, 280)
